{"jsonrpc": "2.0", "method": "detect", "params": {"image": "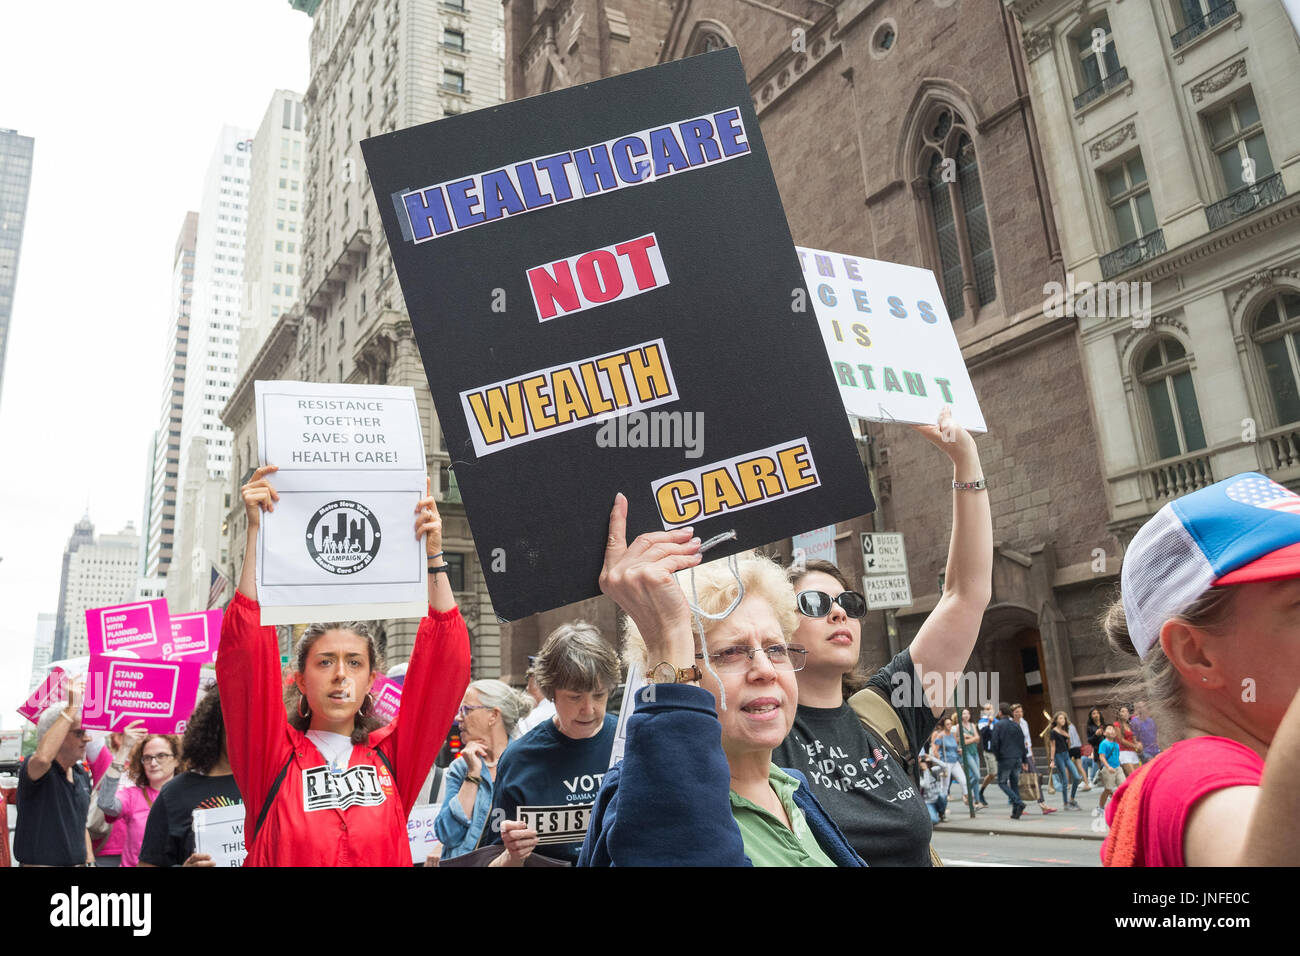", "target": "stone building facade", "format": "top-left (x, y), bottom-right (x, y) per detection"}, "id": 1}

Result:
top-left (498, 0), bottom-right (1131, 735)
top-left (223, 0), bottom-right (507, 673)
top-left (1004, 0), bottom-right (1300, 714)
